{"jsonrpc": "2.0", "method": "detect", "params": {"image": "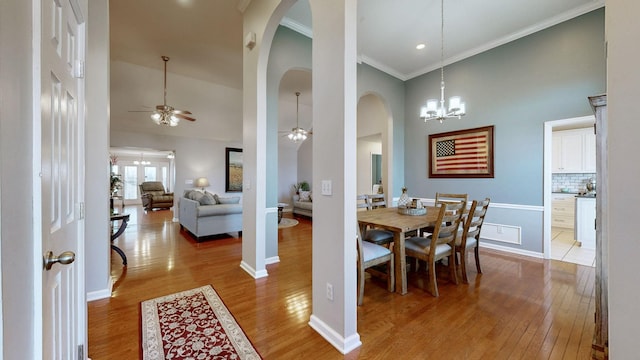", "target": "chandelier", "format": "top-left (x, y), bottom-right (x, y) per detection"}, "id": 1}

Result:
top-left (419, 0), bottom-right (466, 123)
top-left (149, 56), bottom-right (196, 127)
top-left (288, 92), bottom-right (309, 143)
top-left (133, 154), bottom-right (150, 165)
